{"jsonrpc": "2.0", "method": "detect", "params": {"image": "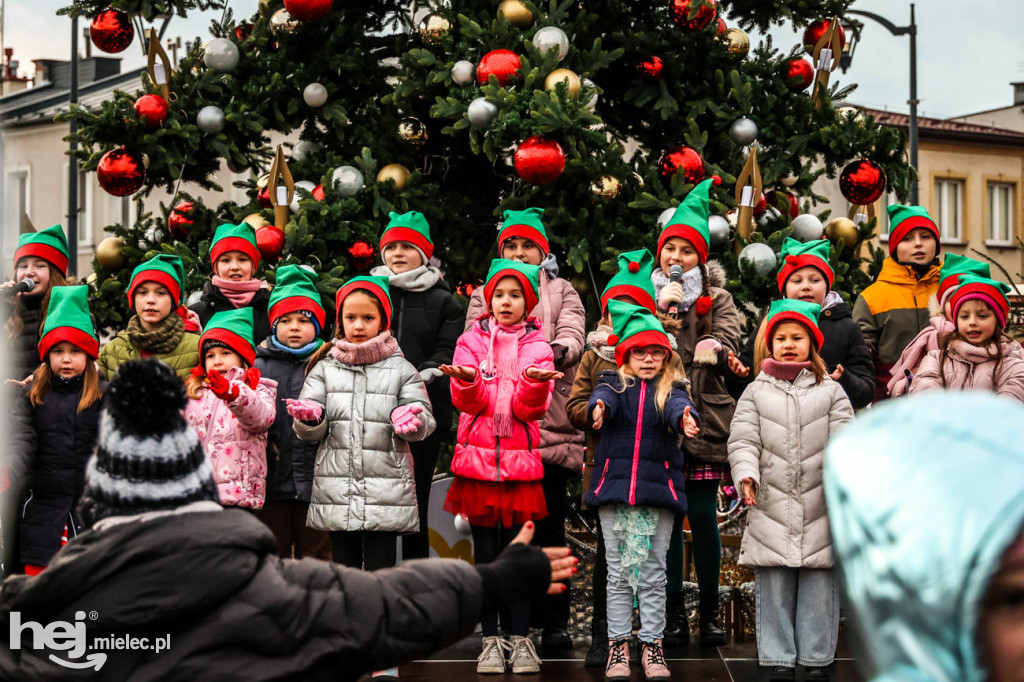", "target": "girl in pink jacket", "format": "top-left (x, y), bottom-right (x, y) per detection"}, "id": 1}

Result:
top-left (184, 309), bottom-right (277, 509)
top-left (441, 259), bottom-right (562, 676)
